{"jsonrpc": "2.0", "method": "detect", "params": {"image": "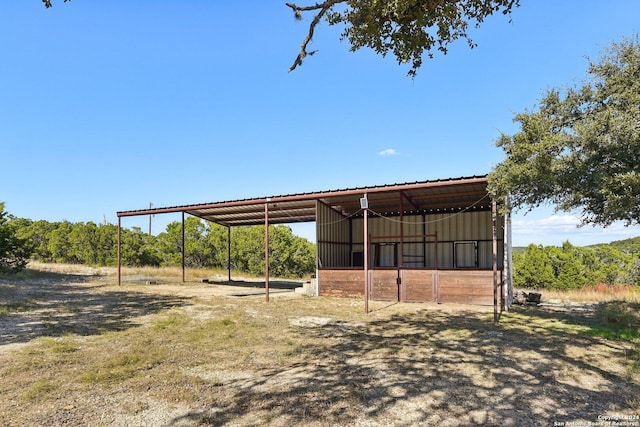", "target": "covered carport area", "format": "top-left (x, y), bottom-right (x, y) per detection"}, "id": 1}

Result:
top-left (116, 175), bottom-right (513, 320)
top-left (117, 194), bottom-right (317, 301)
